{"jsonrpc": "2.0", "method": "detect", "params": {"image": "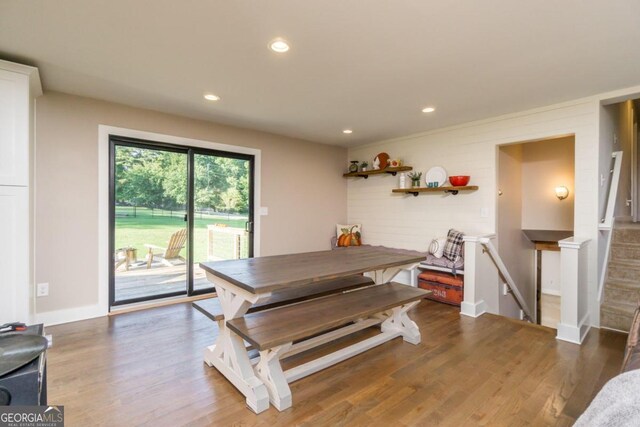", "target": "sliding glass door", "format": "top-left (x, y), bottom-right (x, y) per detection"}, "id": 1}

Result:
top-left (109, 136), bottom-right (254, 307)
top-left (191, 151), bottom-right (253, 293)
